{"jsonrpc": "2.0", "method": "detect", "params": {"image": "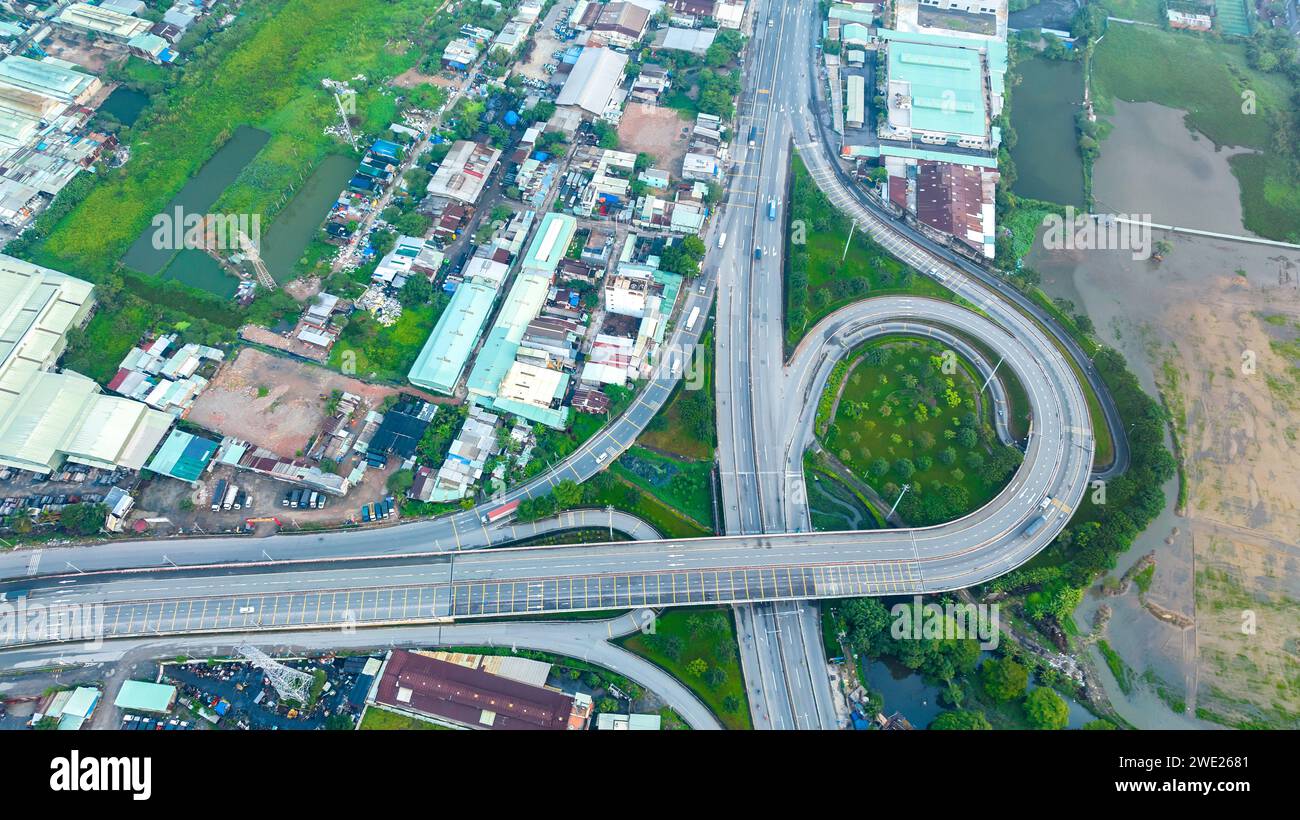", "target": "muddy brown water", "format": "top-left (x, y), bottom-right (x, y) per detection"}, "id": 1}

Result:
top-left (1027, 99), bottom-right (1300, 728)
